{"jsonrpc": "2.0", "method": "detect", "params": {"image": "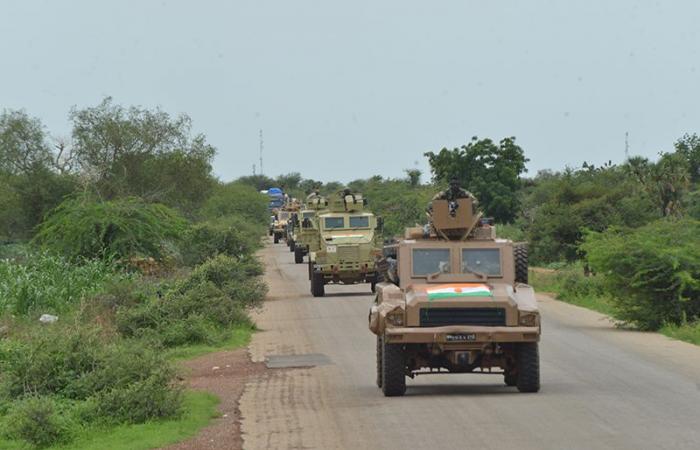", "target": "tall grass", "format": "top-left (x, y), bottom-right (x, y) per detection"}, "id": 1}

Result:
top-left (0, 254), bottom-right (128, 315)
